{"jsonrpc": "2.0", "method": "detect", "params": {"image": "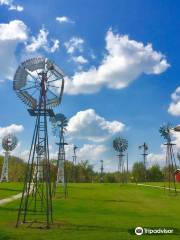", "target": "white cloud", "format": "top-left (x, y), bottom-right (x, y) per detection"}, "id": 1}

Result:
top-left (72, 55), bottom-right (88, 64)
top-left (56, 16), bottom-right (74, 24)
top-left (0, 0), bottom-right (23, 11)
top-left (26, 28), bottom-right (60, 53)
top-left (0, 20), bottom-right (28, 81)
top-left (77, 144), bottom-right (107, 162)
top-left (147, 152), bottom-right (165, 165)
top-left (65, 28), bottom-right (169, 95)
top-left (168, 87), bottom-right (180, 116)
top-left (64, 37), bottom-right (84, 54)
top-left (67, 109), bottom-right (125, 142)
top-left (0, 124), bottom-right (24, 138)
top-left (64, 143), bottom-right (107, 163)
